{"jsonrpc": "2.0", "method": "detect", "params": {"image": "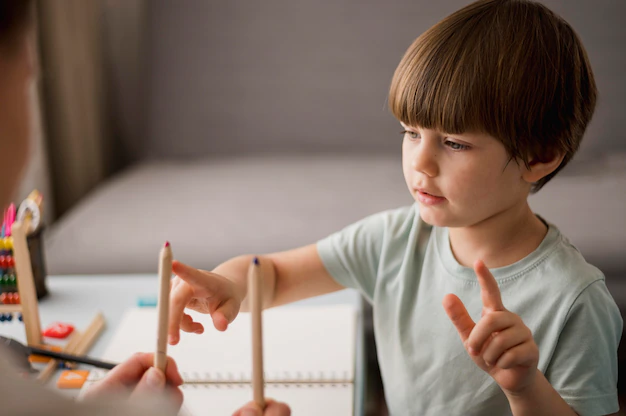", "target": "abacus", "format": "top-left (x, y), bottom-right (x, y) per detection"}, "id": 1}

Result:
top-left (0, 218), bottom-right (42, 346)
top-left (1, 215), bottom-right (105, 382)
